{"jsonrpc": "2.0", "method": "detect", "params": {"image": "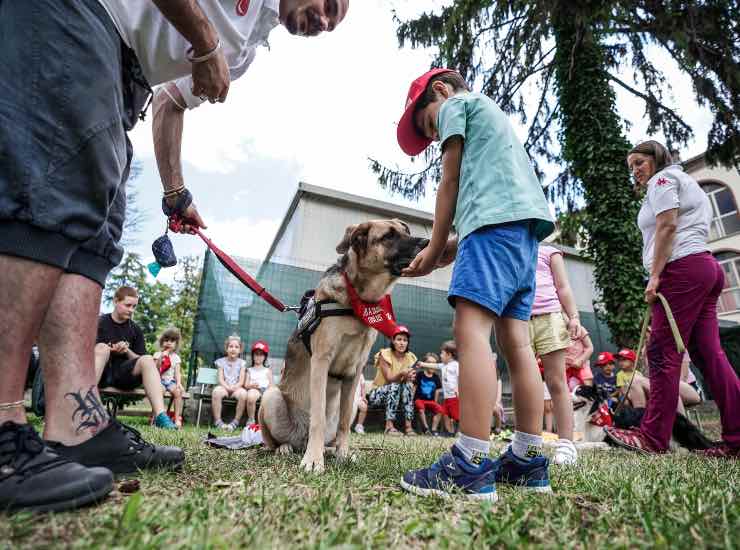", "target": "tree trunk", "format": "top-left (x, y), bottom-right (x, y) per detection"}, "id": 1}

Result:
top-left (552, 6), bottom-right (645, 347)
